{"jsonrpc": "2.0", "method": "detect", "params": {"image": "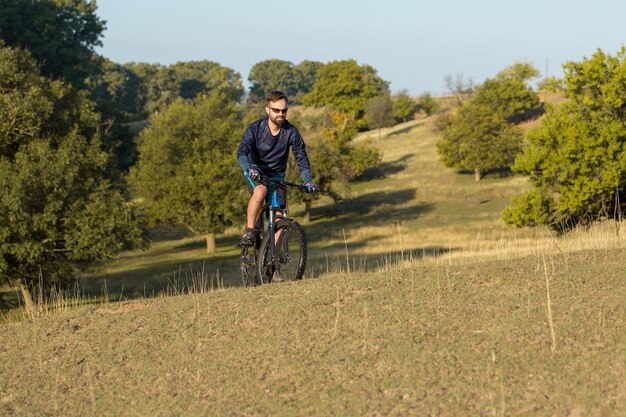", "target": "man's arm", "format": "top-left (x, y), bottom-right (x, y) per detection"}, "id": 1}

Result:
top-left (237, 123), bottom-right (256, 172)
top-left (290, 130), bottom-right (312, 183)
